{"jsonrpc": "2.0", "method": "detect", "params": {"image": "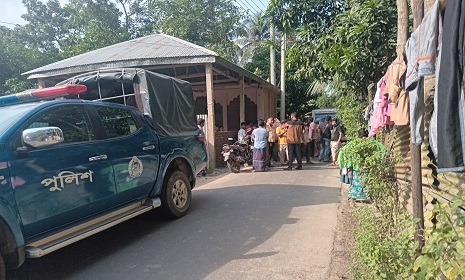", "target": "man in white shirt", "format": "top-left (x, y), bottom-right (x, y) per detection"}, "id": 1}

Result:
top-left (238, 122), bottom-right (247, 144)
top-left (197, 118), bottom-right (205, 139)
top-left (197, 118), bottom-right (206, 176)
